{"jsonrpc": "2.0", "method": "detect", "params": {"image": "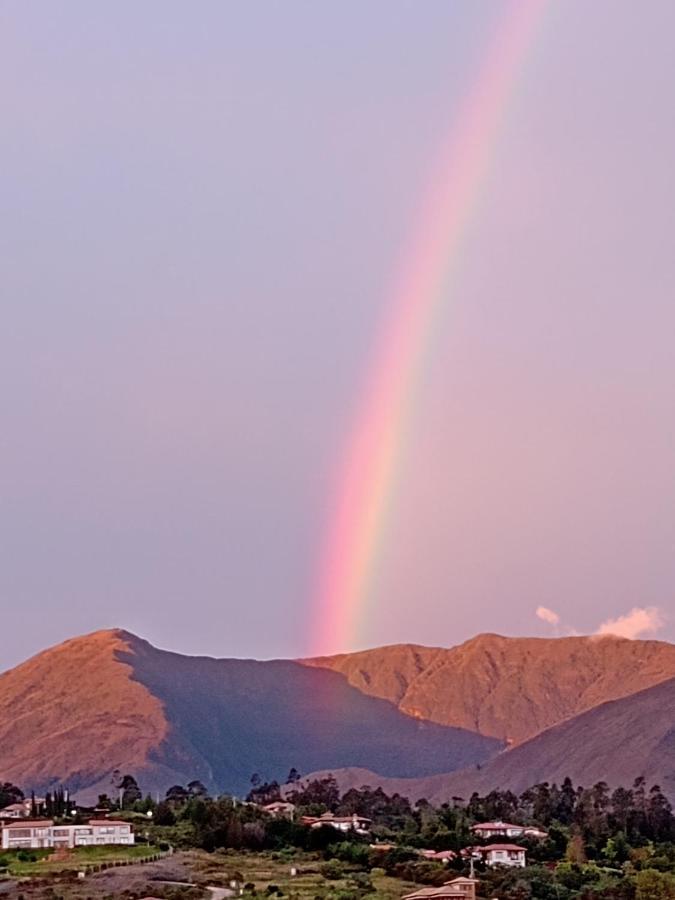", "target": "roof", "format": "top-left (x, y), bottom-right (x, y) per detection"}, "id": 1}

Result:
top-left (403, 886), bottom-right (477, 900)
top-left (472, 821), bottom-right (522, 830)
top-left (3, 819), bottom-right (54, 827)
top-left (88, 819), bottom-right (131, 826)
top-left (403, 889), bottom-right (451, 900)
top-left (303, 813), bottom-right (372, 825)
top-left (0, 803), bottom-right (26, 812)
top-left (483, 843), bottom-right (526, 852)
